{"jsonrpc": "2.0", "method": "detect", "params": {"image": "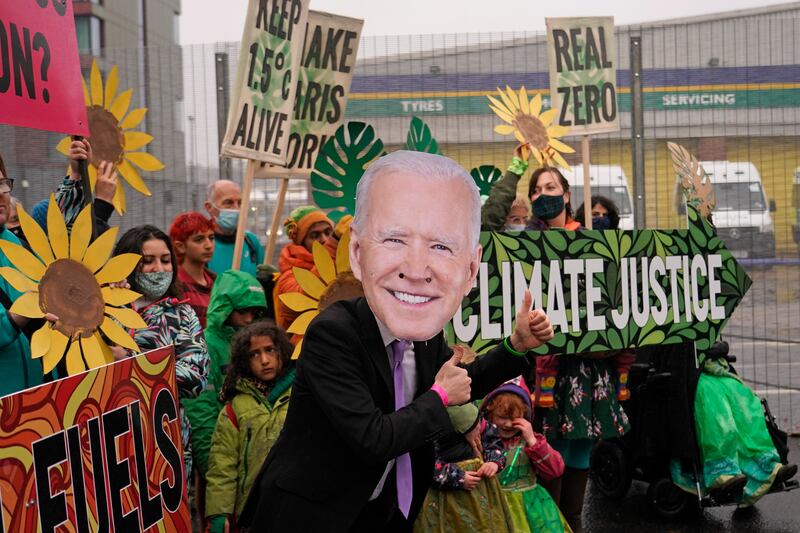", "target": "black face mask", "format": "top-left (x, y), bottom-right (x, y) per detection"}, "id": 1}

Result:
top-left (532, 194), bottom-right (565, 220)
top-left (592, 216), bottom-right (612, 230)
